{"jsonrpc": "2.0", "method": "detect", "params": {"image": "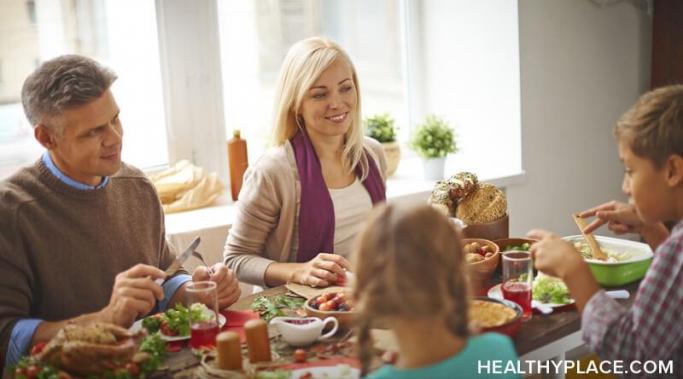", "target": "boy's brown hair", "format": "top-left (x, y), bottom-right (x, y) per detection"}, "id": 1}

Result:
top-left (351, 203), bottom-right (469, 375)
top-left (615, 84), bottom-right (683, 168)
